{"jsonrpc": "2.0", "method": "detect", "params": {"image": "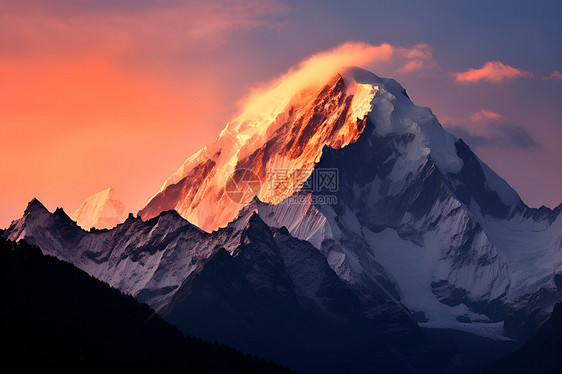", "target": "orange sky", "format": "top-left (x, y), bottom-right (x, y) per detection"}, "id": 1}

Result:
top-left (1, 1), bottom-right (561, 227)
top-left (0, 1), bottom-right (247, 225)
top-left (0, 50), bottom-right (230, 219)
